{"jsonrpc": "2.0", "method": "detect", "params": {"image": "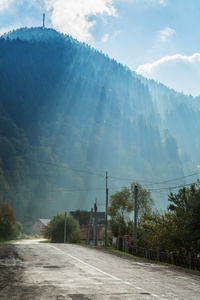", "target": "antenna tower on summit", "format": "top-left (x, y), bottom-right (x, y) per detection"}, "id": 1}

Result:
top-left (43, 14), bottom-right (45, 29)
